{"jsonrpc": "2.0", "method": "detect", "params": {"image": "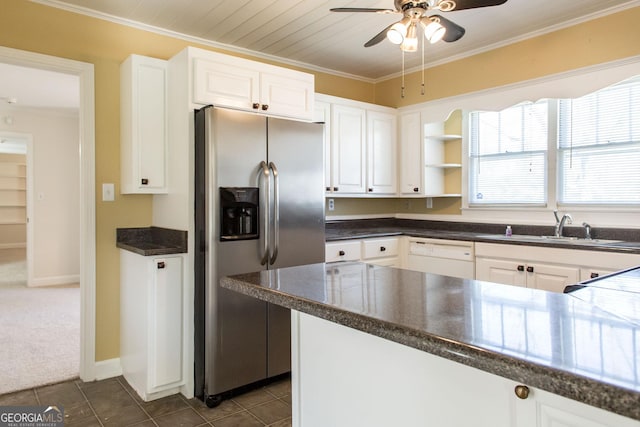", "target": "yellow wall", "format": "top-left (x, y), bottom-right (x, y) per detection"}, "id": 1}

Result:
top-left (2, 0), bottom-right (639, 361)
top-left (375, 7), bottom-right (640, 107)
